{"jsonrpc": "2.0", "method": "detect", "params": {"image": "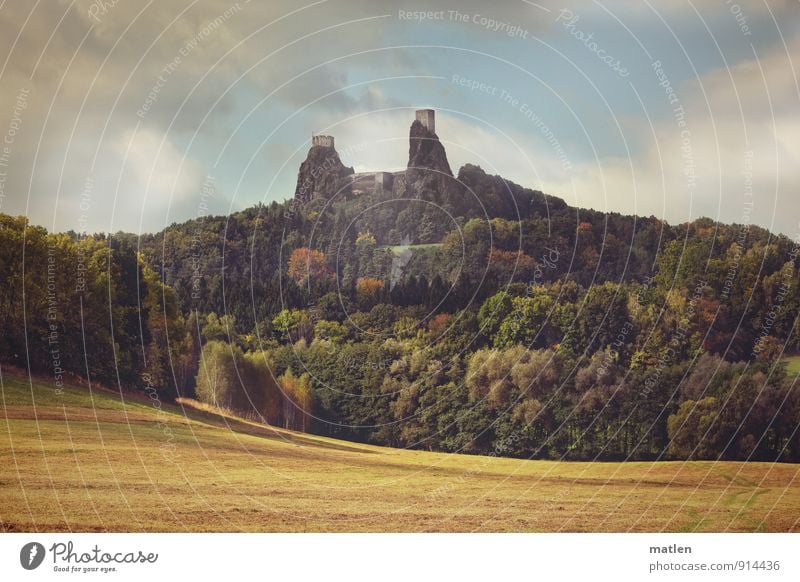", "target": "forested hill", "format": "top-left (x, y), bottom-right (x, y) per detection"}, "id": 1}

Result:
top-left (2, 113), bottom-right (799, 462)
top-left (126, 161), bottom-right (785, 346)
